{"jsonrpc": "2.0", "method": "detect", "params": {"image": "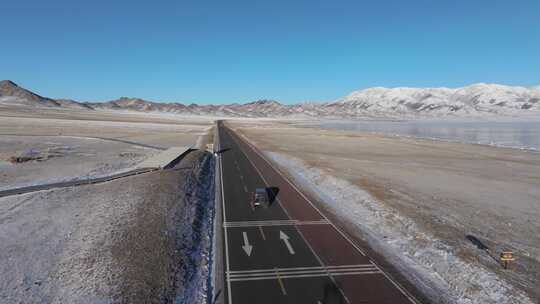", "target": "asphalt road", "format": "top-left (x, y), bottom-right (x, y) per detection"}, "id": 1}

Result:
top-left (216, 121), bottom-right (419, 304)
